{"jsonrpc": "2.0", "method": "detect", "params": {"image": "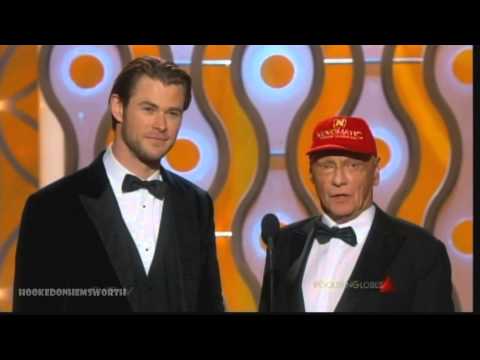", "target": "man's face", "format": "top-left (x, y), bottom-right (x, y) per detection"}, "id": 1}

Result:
top-left (111, 75), bottom-right (185, 164)
top-left (310, 150), bottom-right (380, 224)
